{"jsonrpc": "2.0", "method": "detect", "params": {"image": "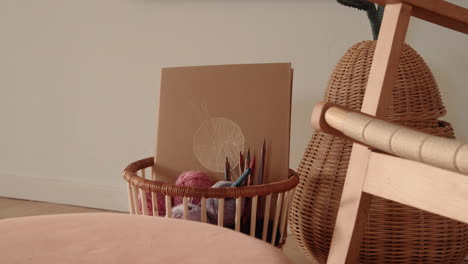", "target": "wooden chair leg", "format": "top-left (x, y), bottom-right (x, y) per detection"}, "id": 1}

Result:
top-left (327, 3), bottom-right (413, 264)
top-left (343, 192), bottom-right (372, 263)
top-left (326, 145), bottom-right (372, 264)
top-left (361, 3), bottom-right (413, 117)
